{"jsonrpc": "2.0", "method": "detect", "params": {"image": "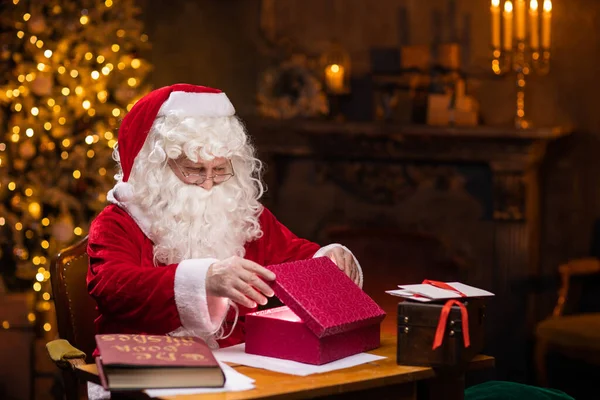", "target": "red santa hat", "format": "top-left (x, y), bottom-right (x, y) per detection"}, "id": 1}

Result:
top-left (117, 83), bottom-right (235, 182)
